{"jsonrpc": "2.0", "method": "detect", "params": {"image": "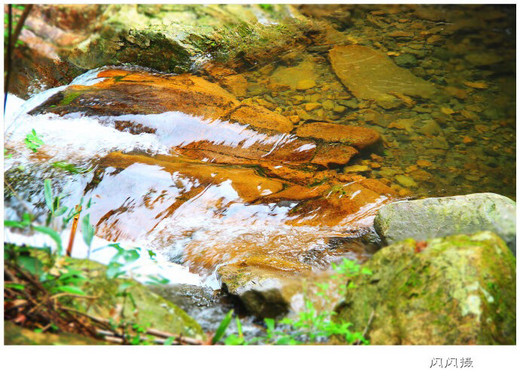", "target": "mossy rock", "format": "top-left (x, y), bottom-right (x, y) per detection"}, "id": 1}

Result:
top-left (67, 258), bottom-right (204, 339)
top-left (335, 231), bottom-right (516, 344)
